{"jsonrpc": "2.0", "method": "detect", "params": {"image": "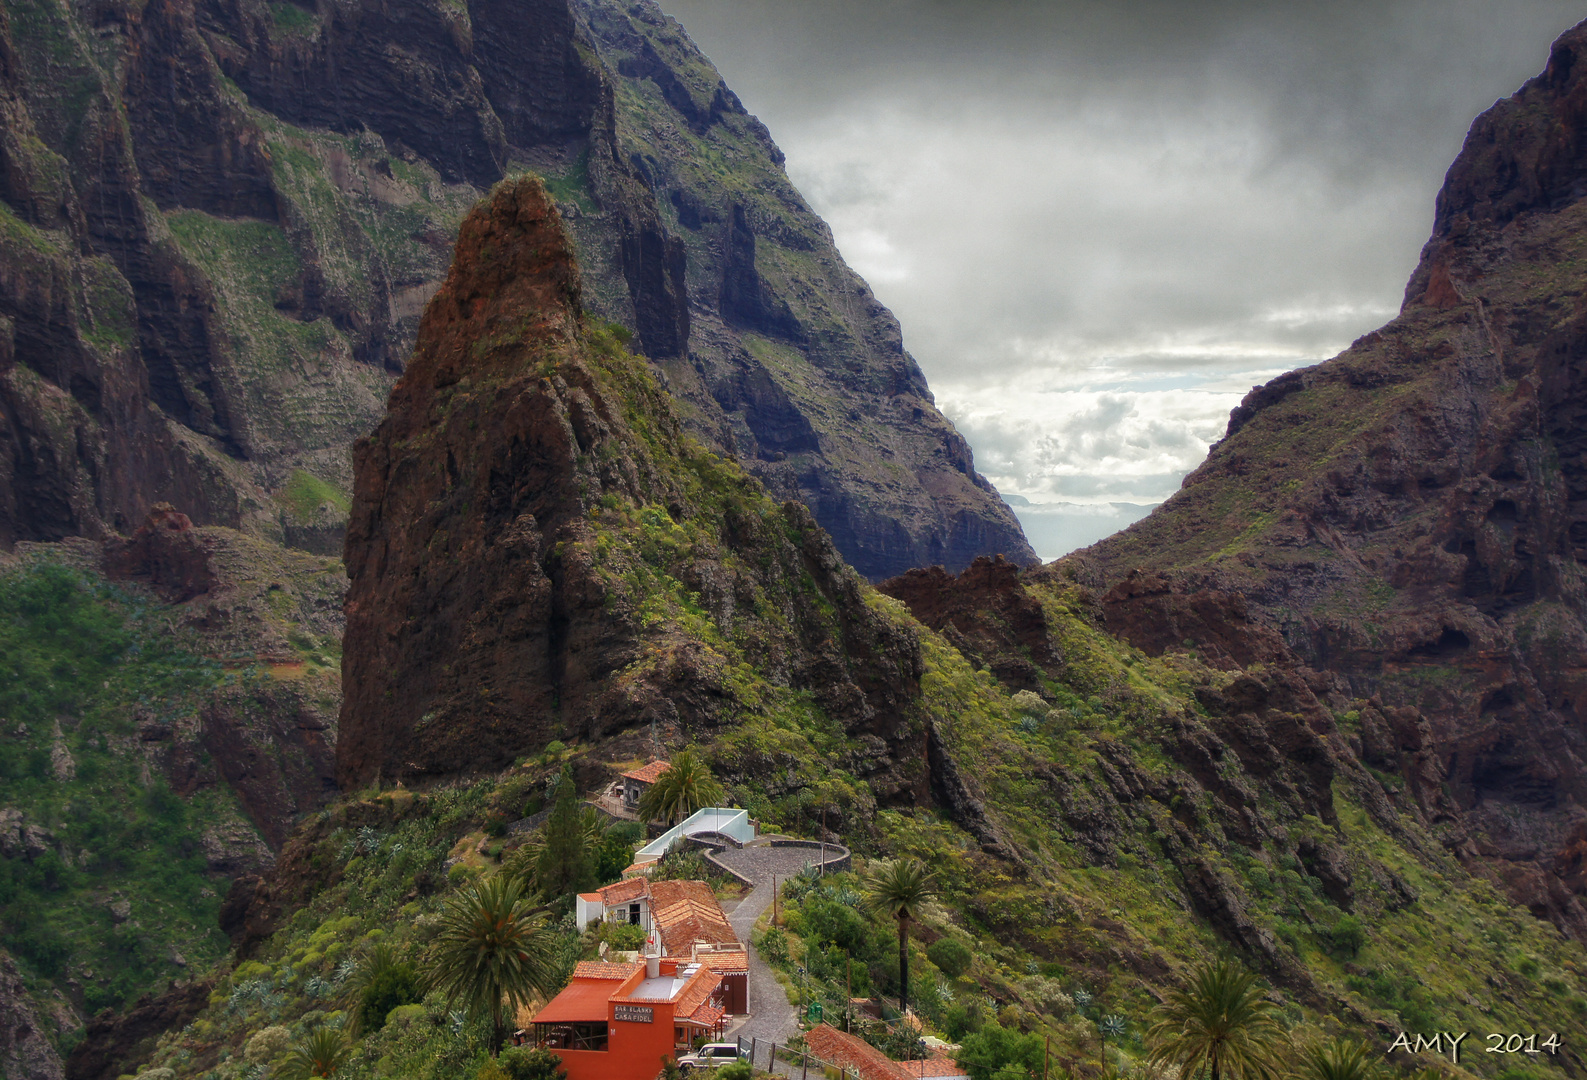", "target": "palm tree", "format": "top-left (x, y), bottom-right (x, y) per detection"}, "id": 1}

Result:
top-left (425, 875), bottom-right (565, 1053)
top-left (863, 857), bottom-right (934, 1015)
top-left (1295, 1039), bottom-right (1382, 1080)
top-left (636, 749), bottom-right (724, 826)
top-left (1144, 958), bottom-right (1285, 1080)
top-left (276, 1028), bottom-right (353, 1080)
